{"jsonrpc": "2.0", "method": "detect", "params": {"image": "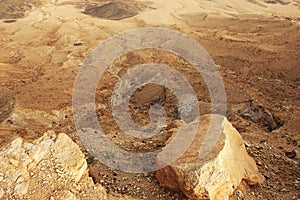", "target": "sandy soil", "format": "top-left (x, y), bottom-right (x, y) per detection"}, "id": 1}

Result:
top-left (0, 0), bottom-right (299, 199)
